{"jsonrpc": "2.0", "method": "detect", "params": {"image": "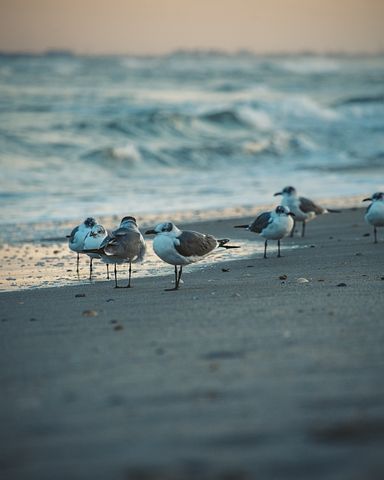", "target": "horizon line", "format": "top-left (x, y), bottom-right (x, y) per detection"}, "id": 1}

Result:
top-left (1, 47), bottom-right (384, 58)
